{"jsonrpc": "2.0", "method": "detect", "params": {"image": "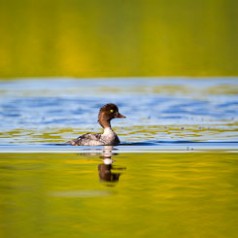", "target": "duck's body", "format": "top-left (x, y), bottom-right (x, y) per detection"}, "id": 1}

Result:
top-left (69, 128), bottom-right (120, 146)
top-left (68, 104), bottom-right (125, 146)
